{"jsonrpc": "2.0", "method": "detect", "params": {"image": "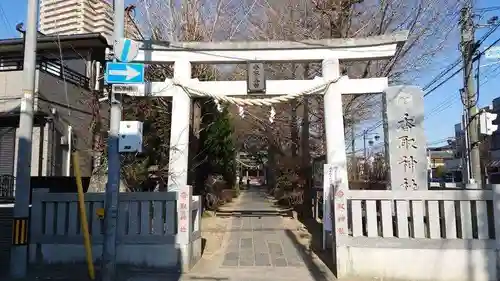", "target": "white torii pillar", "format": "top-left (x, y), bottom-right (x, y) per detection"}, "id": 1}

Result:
top-left (167, 61), bottom-right (192, 191)
top-left (322, 59), bottom-right (346, 177)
